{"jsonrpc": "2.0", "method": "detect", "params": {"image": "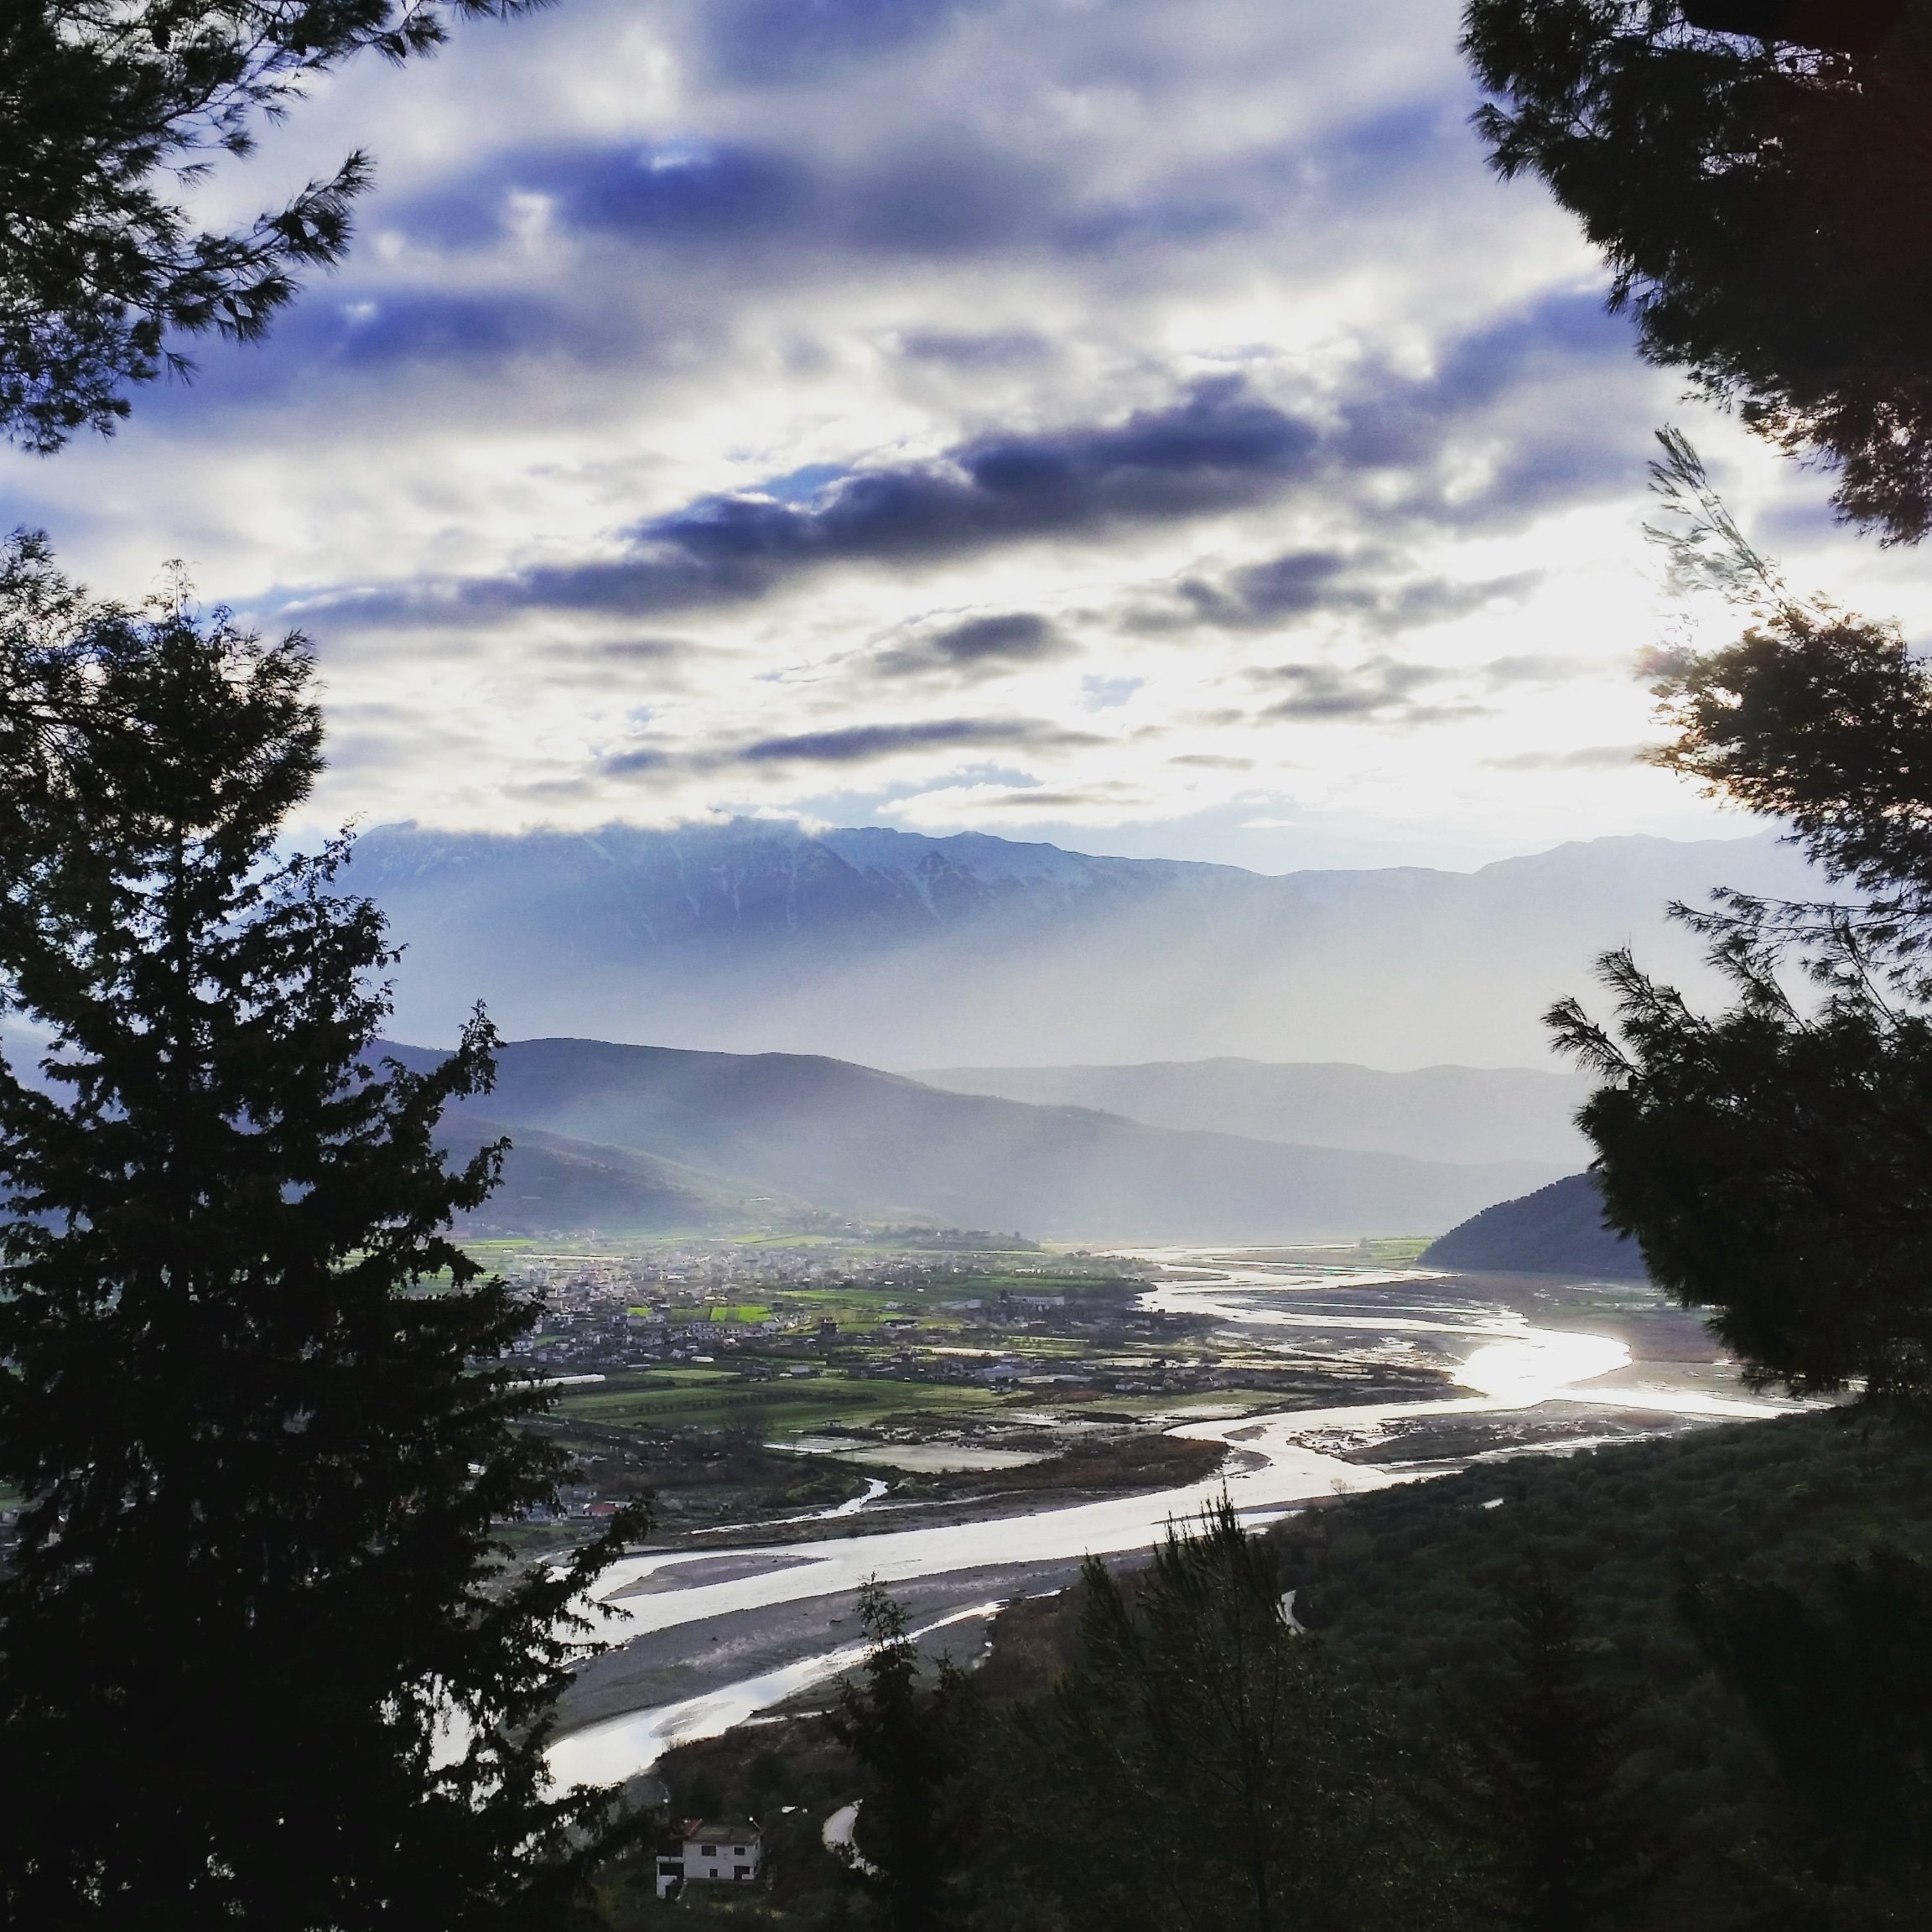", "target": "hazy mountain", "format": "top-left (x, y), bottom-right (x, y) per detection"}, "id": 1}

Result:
top-left (436, 1116), bottom-right (764, 1236)
top-left (352, 821), bottom-right (1818, 1069)
top-left (389, 1036), bottom-right (1566, 1242)
top-left (1420, 1171), bottom-right (1646, 1278)
top-left (913, 1060), bottom-right (1595, 1167)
